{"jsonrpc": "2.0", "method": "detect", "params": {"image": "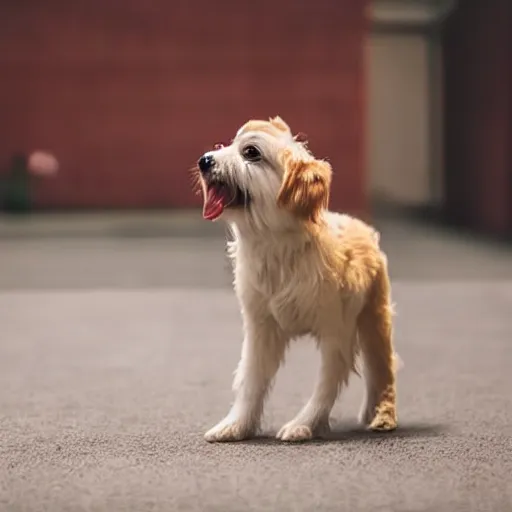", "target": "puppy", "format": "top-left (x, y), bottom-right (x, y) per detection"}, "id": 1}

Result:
top-left (193, 116), bottom-right (399, 442)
